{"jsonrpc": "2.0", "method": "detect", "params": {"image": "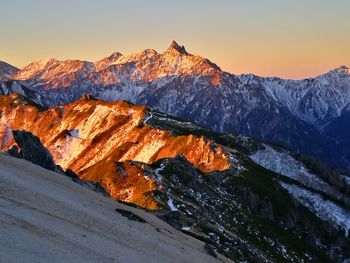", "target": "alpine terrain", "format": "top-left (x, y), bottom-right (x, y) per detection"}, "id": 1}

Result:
top-left (1, 41), bottom-right (349, 171)
top-left (0, 90), bottom-right (350, 262)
